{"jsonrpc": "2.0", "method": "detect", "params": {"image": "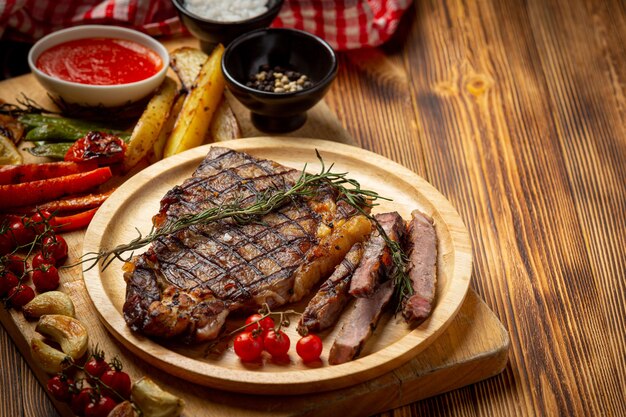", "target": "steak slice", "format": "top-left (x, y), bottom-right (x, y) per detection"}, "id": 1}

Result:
top-left (123, 147), bottom-right (372, 343)
top-left (402, 209), bottom-right (438, 325)
top-left (297, 242), bottom-right (364, 334)
top-left (328, 280), bottom-right (394, 365)
top-left (349, 212), bottom-right (405, 297)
